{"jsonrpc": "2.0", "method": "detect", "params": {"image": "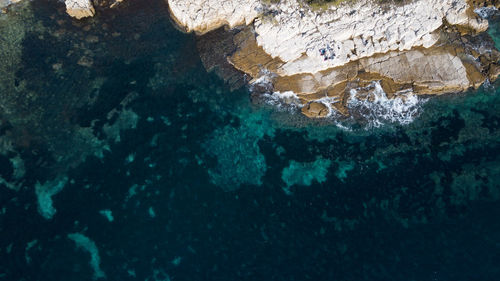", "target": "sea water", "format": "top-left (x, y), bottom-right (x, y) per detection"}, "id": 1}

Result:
top-left (0, 1), bottom-right (500, 280)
